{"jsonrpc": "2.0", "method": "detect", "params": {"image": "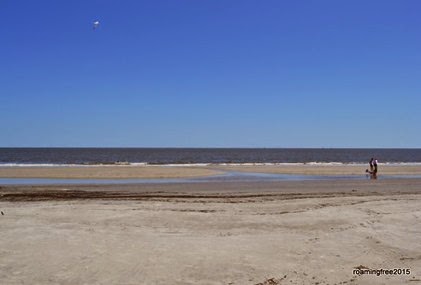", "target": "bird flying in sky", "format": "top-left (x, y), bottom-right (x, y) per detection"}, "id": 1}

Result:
top-left (93, 20), bottom-right (100, 30)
